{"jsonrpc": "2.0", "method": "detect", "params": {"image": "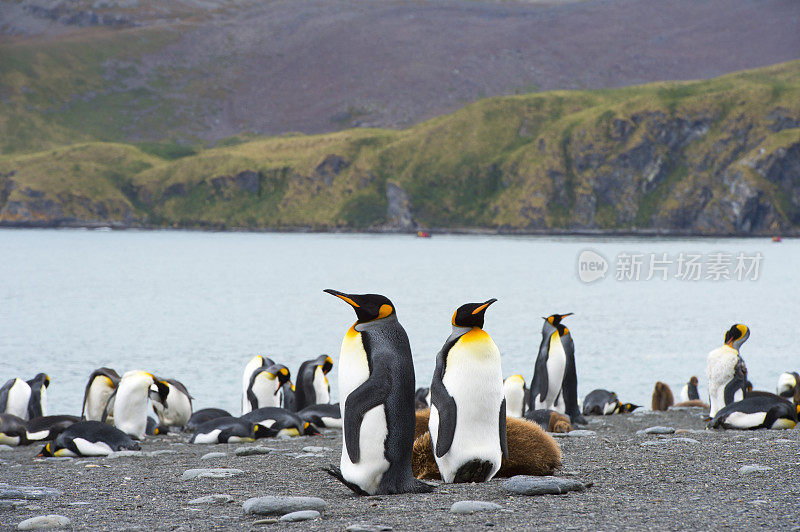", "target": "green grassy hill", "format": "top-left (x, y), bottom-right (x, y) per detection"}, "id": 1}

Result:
top-left (1, 61), bottom-right (799, 234)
